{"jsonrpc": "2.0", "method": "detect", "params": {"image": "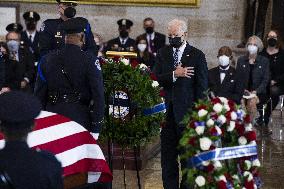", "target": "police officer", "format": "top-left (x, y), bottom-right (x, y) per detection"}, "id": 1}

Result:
top-left (21, 11), bottom-right (41, 65)
top-left (39, 0), bottom-right (98, 57)
top-left (0, 91), bottom-right (63, 189)
top-left (34, 17), bottom-right (104, 139)
top-left (104, 19), bottom-right (136, 53)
